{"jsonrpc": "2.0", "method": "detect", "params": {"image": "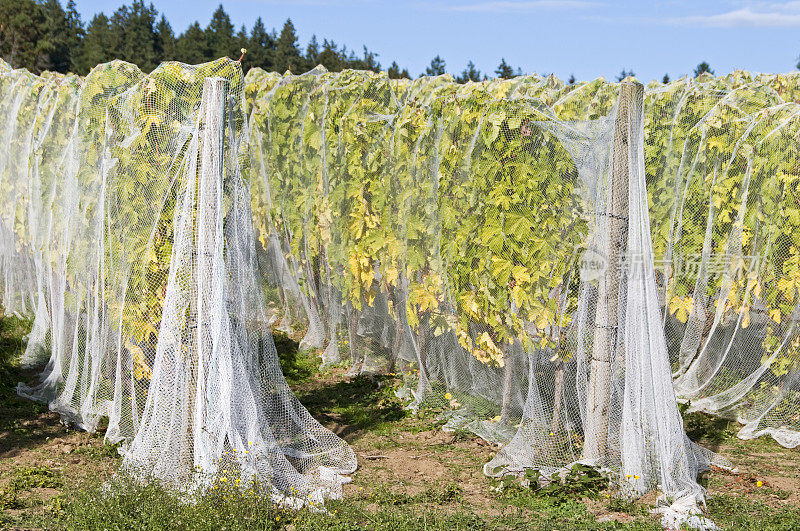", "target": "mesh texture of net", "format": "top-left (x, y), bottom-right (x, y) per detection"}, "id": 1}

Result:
top-left (4, 57), bottom-right (800, 529)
